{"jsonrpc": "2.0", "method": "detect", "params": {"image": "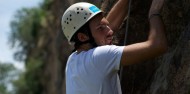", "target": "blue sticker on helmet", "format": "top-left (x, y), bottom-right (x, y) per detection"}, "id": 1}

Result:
top-left (89, 6), bottom-right (100, 13)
